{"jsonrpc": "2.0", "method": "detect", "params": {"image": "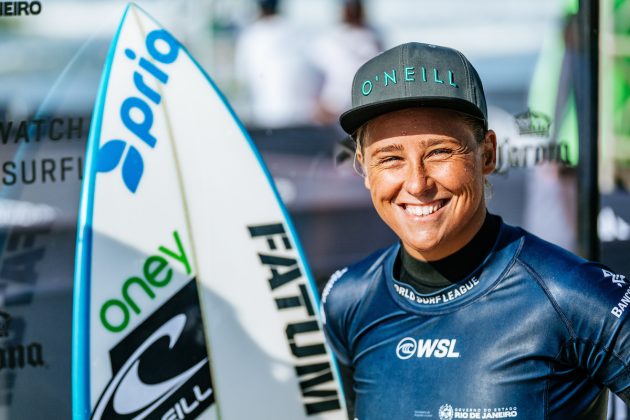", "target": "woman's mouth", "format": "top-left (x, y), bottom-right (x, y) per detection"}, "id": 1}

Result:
top-left (401, 199), bottom-right (449, 217)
